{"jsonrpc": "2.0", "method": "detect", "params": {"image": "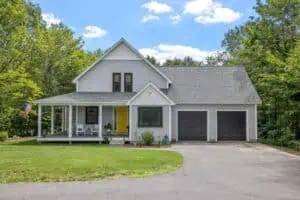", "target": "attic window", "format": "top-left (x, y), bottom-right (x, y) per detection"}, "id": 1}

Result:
top-left (113, 73), bottom-right (121, 92)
